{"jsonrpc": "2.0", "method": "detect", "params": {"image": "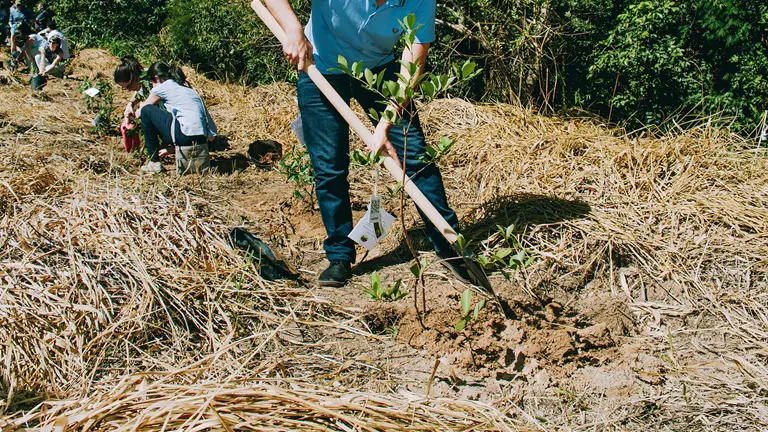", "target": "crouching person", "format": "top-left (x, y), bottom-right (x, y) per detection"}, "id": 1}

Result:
top-left (35, 35), bottom-right (64, 78)
top-left (136, 61), bottom-right (217, 174)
